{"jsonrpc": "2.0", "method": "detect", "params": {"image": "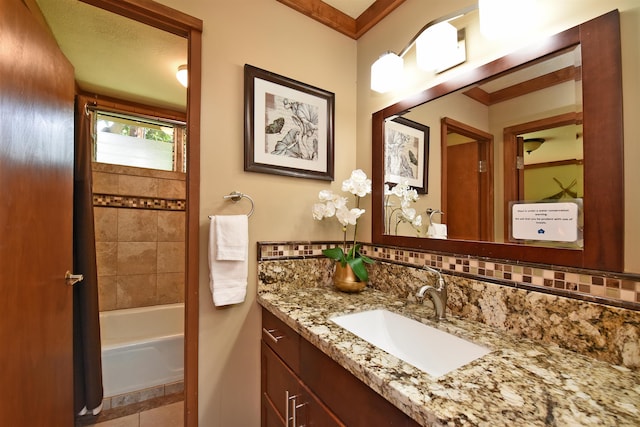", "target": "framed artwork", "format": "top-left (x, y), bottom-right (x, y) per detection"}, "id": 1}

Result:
top-left (384, 117), bottom-right (429, 193)
top-left (244, 64), bottom-right (334, 181)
